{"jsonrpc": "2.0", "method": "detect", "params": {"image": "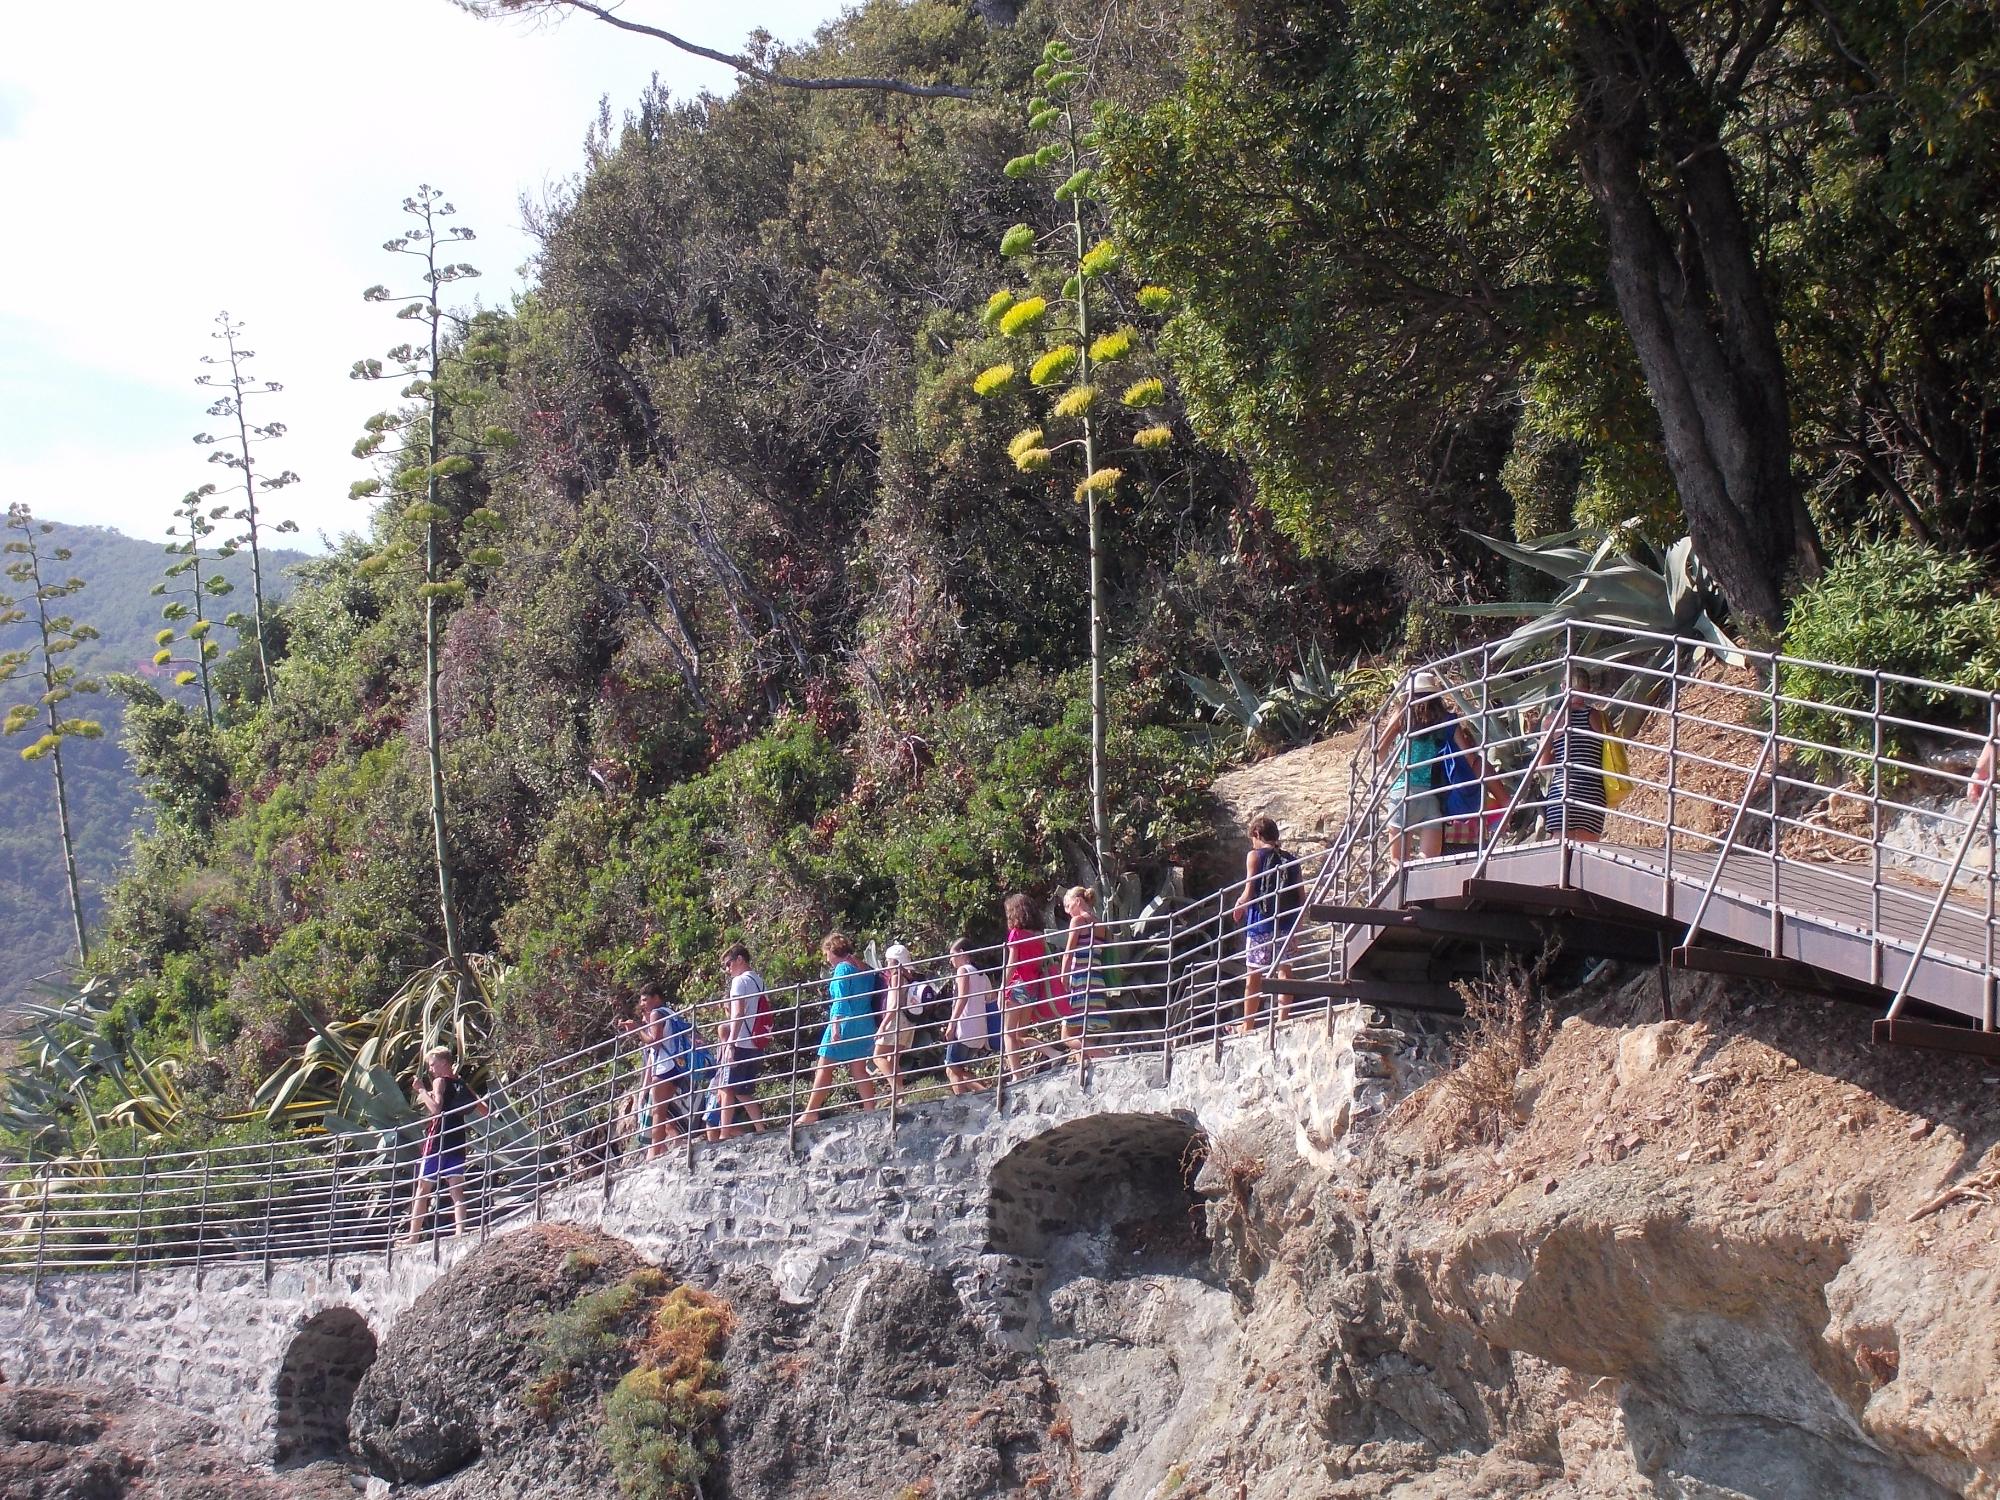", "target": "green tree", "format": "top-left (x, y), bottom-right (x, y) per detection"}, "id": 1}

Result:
top-left (150, 484), bottom-right (234, 727)
top-left (2, 503), bottom-right (106, 963)
top-left (966, 37), bottom-right (1178, 885)
top-left (194, 312), bottom-right (301, 698)
top-left (349, 186), bottom-right (501, 978)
